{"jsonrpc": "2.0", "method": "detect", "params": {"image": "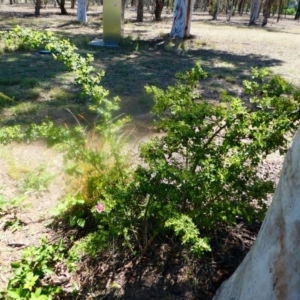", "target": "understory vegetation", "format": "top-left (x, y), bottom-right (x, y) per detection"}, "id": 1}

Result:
top-left (1, 27), bottom-right (300, 299)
